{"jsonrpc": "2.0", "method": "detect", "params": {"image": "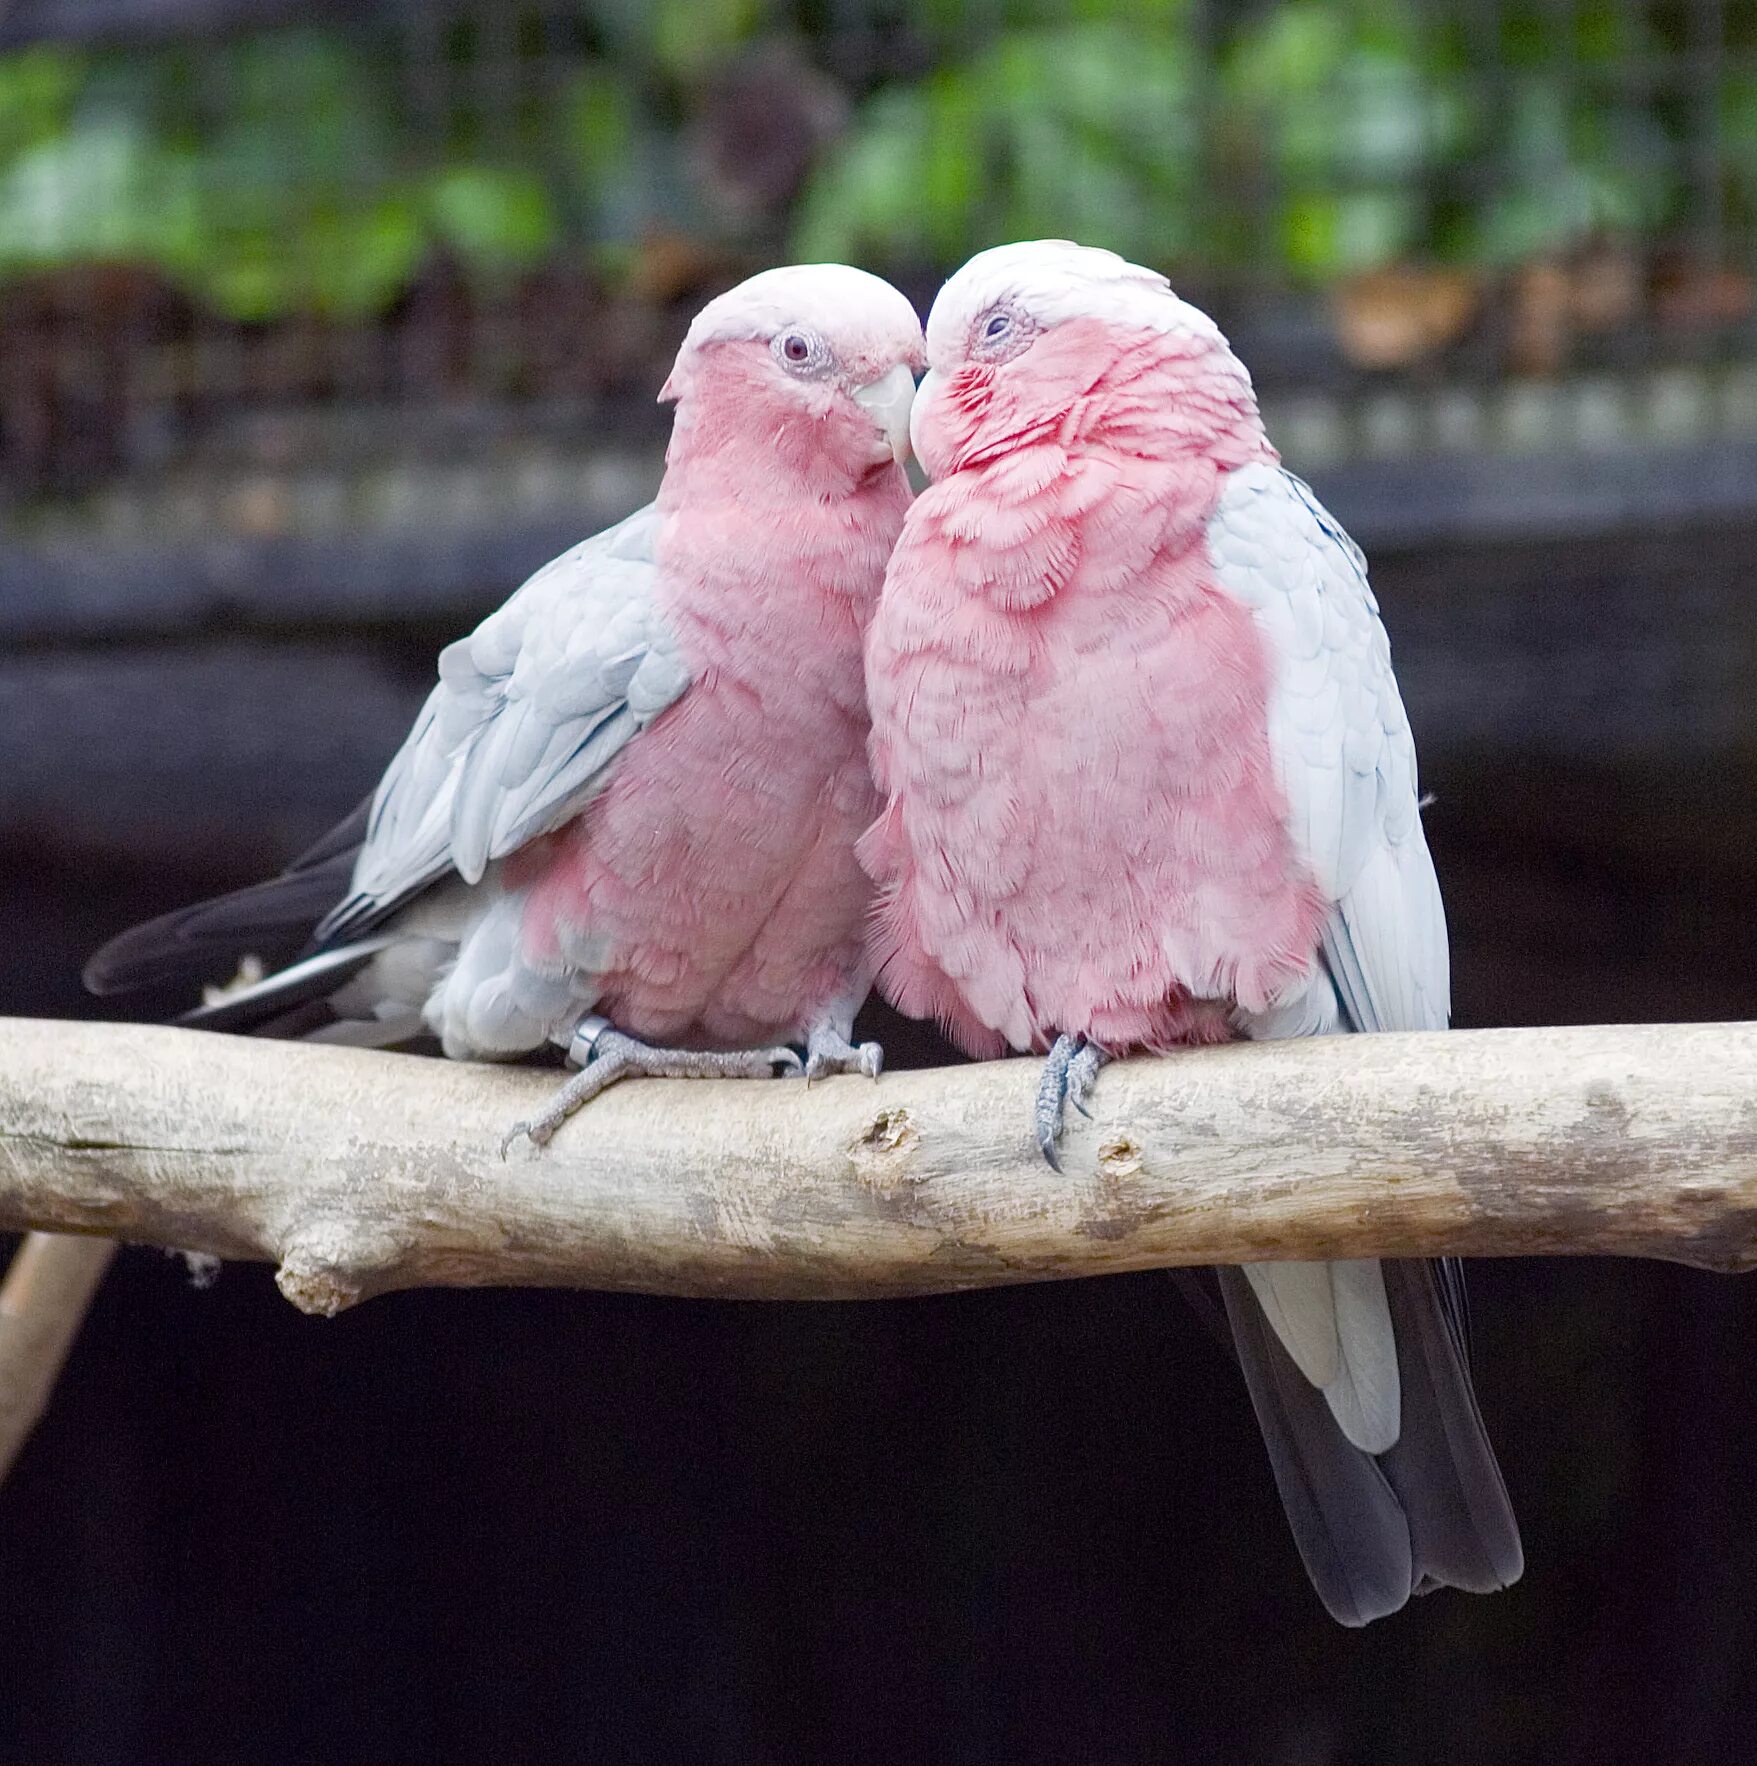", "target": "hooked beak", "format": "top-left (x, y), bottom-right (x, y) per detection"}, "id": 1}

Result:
top-left (852, 362), bottom-right (918, 467)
